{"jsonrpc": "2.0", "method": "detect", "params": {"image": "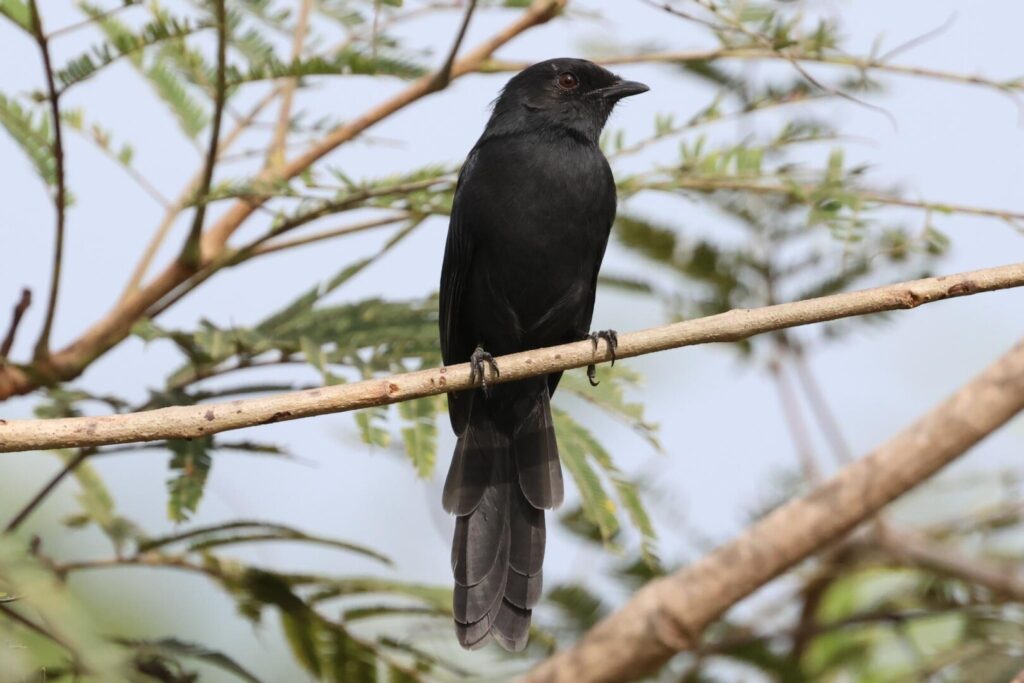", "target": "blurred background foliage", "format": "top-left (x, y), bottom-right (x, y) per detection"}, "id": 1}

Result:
top-left (1, 0), bottom-right (1023, 681)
